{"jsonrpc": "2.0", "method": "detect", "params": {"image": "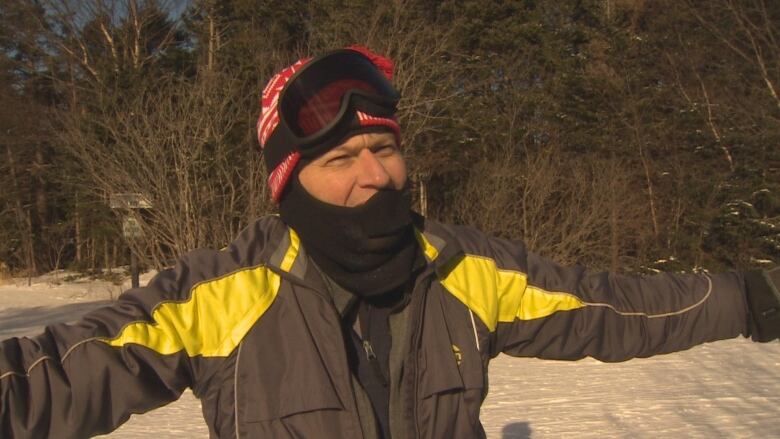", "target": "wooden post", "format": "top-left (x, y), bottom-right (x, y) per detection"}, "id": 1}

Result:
top-left (130, 248), bottom-right (139, 289)
top-left (110, 194), bottom-right (152, 292)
